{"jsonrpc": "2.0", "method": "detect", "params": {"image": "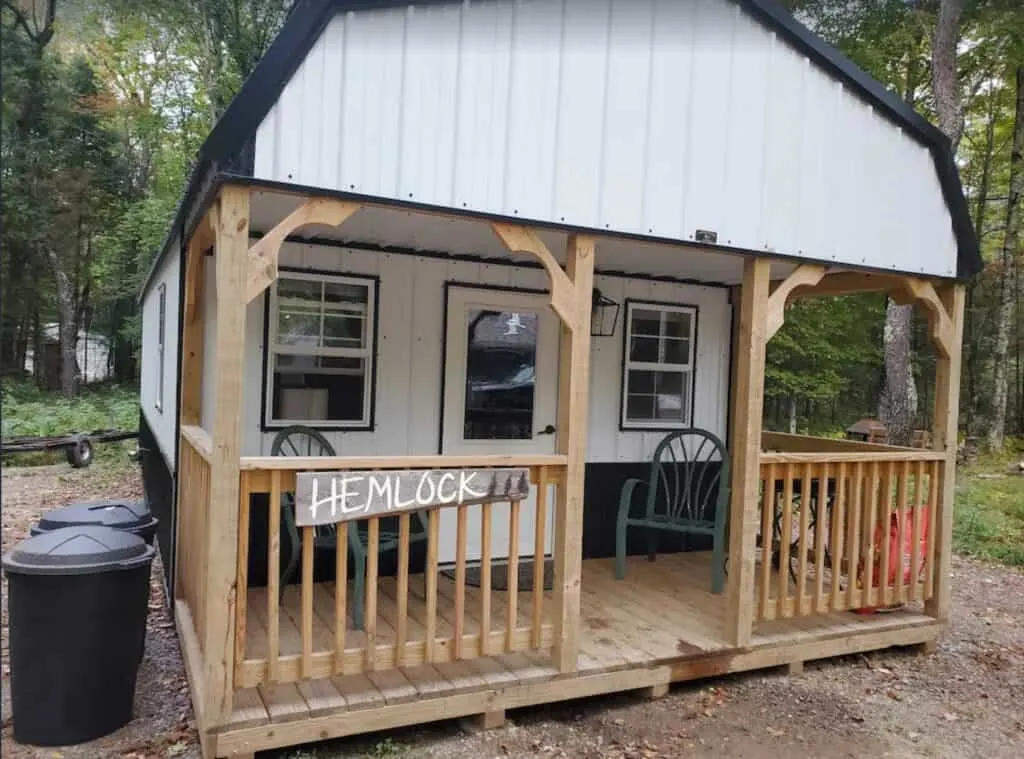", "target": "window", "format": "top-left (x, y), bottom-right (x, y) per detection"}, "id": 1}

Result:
top-left (265, 272), bottom-right (376, 428)
top-left (156, 283), bottom-right (166, 412)
top-left (621, 302), bottom-right (697, 428)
